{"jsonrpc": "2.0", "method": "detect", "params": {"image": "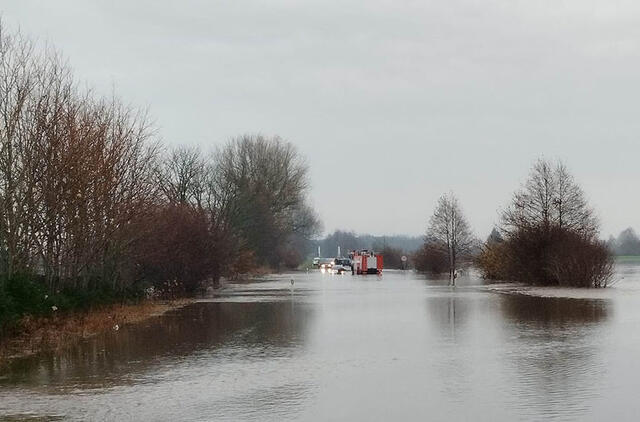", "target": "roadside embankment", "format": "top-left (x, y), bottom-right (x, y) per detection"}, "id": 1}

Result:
top-left (0, 299), bottom-right (193, 369)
